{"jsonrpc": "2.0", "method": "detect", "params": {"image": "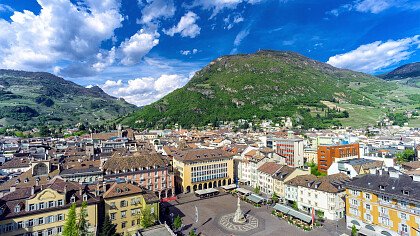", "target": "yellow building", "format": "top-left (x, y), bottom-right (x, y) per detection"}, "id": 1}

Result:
top-left (103, 182), bottom-right (160, 235)
top-left (172, 149), bottom-right (234, 193)
top-left (346, 170), bottom-right (420, 236)
top-left (0, 178), bottom-right (99, 236)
